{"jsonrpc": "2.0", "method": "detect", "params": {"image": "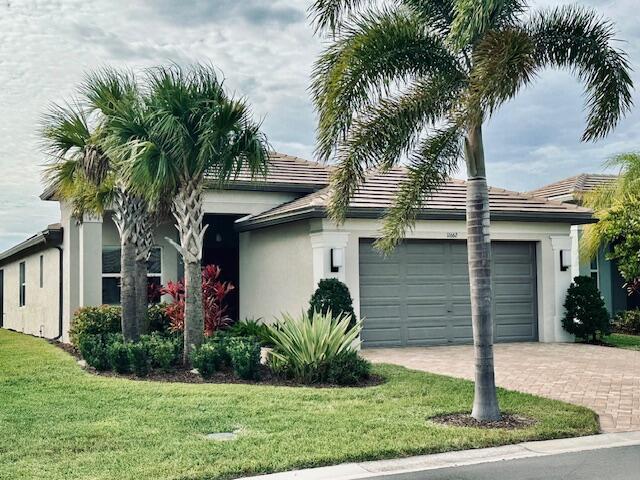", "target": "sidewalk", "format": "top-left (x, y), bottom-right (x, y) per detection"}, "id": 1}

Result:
top-left (245, 431), bottom-right (640, 480)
